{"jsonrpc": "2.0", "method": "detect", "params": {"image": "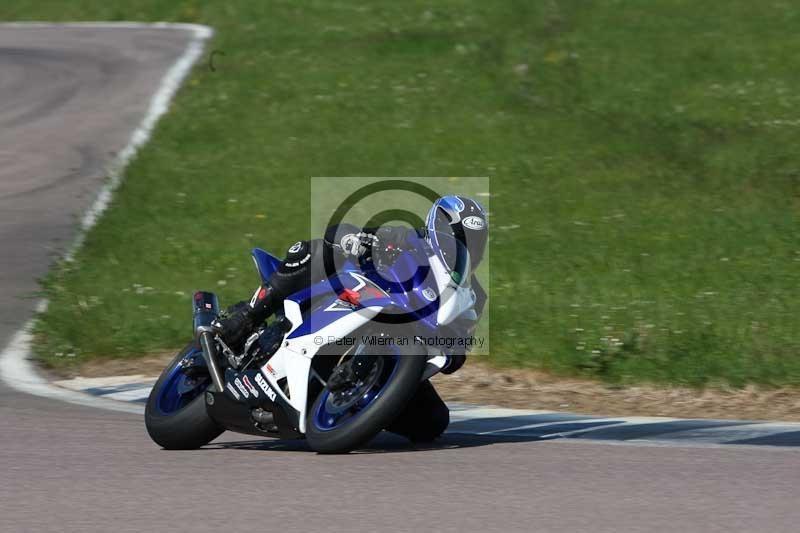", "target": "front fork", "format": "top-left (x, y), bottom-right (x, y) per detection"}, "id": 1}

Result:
top-left (345, 349), bottom-right (449, 383)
